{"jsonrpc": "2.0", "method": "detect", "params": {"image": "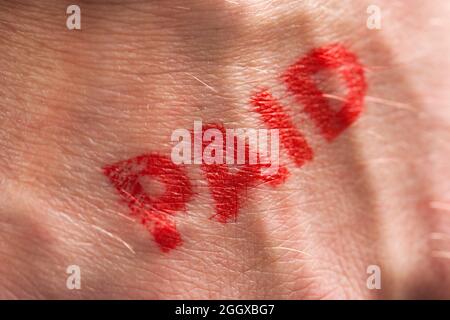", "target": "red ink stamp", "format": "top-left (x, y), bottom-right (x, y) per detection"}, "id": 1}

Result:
top-left (282, 43), bottom-right (367, 141)
top-left (103, 154), bottom-right (193, 252)
top-left (197, 123), bottom-right (289, 223)
top-left (102, 43), bottom-right (367, 252)
top-left (250, 89), bottom-right (314, 167)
